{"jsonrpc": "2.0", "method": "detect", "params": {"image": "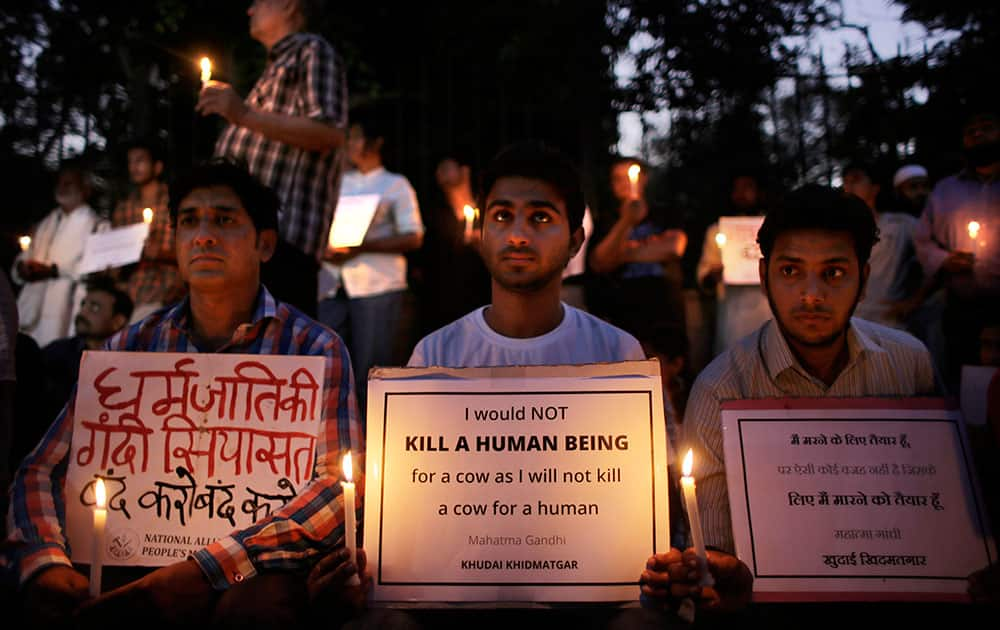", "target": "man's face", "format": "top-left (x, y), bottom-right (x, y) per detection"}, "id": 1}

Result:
top-left (54, 170), bottom-right (88, 211)
top-left (842, 169), bottom-right (879, 210)
top-left (248, 0), bottom-right (292, 43)
top-left (435, 159), bottom-right (463, 191)
top-left (127, 147), bottom-right (162, 187)
top-left (609, 162), bottom-right (646, 202)
top-left (896, 177), bottom-right (930, 207)
top-left (963, 115), bottom-right (1000, 150)
top-left (761, 229), bottom-right (867, 350)
top-left (730, 176), bottom-right (759, 210)
top-left (175, 185), bottom-right (276, 292)
top-left (346, 124), bottom-right (378, 168)
top-left (480, 176), bottom-right (582, 293)
top-left (75, 290), bottom-right (123, 340)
